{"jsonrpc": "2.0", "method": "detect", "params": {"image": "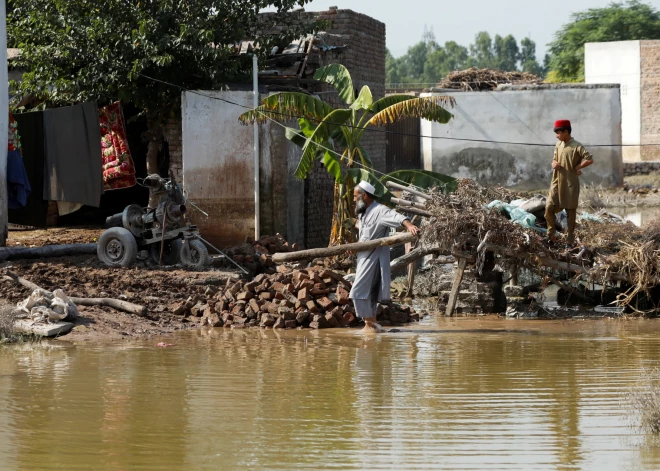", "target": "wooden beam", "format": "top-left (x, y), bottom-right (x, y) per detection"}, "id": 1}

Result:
top-left (390, 245), bottom-right (445, 269)
top-left (390, 197), bottom-right (427, 209)
top-left (395, 205), bottom-right (433, 218)
top-left (272, 232), bottom-right (417, 263)
top-left (385, 181), bottom-right (433, 200)
top-left (445, 258), bottom-right (467, 317)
